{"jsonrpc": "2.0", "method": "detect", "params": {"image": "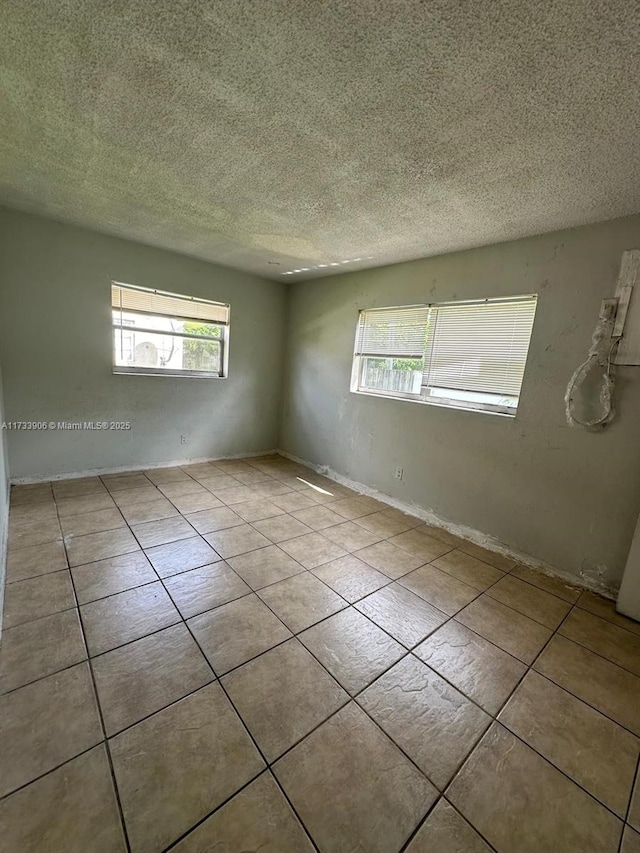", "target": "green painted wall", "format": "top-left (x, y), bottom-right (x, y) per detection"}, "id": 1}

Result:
top-left (280, 215), bottom-right (640, 591)
top-left (0, 208), bottom-right (287, 478)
